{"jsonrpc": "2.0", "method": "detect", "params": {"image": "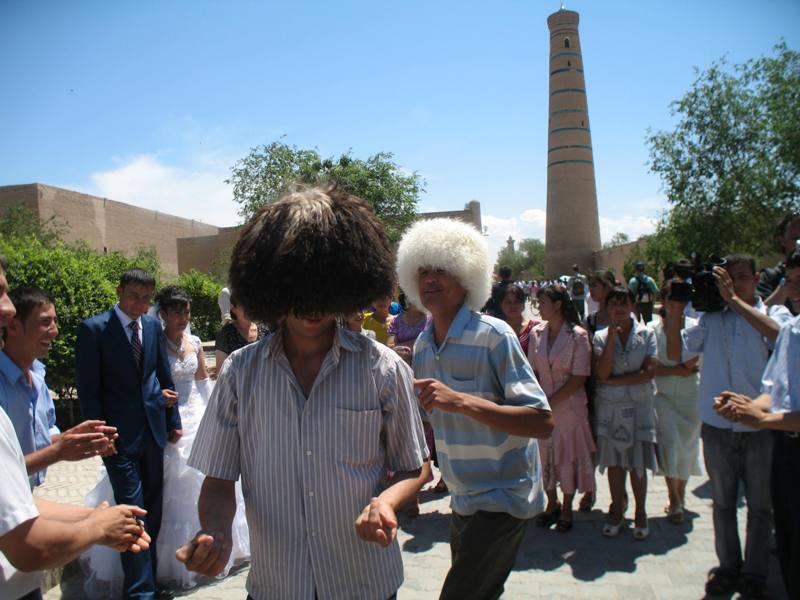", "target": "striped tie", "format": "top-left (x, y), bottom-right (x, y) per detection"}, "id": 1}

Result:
top-left (129, 320), bottom-right (143, 369)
